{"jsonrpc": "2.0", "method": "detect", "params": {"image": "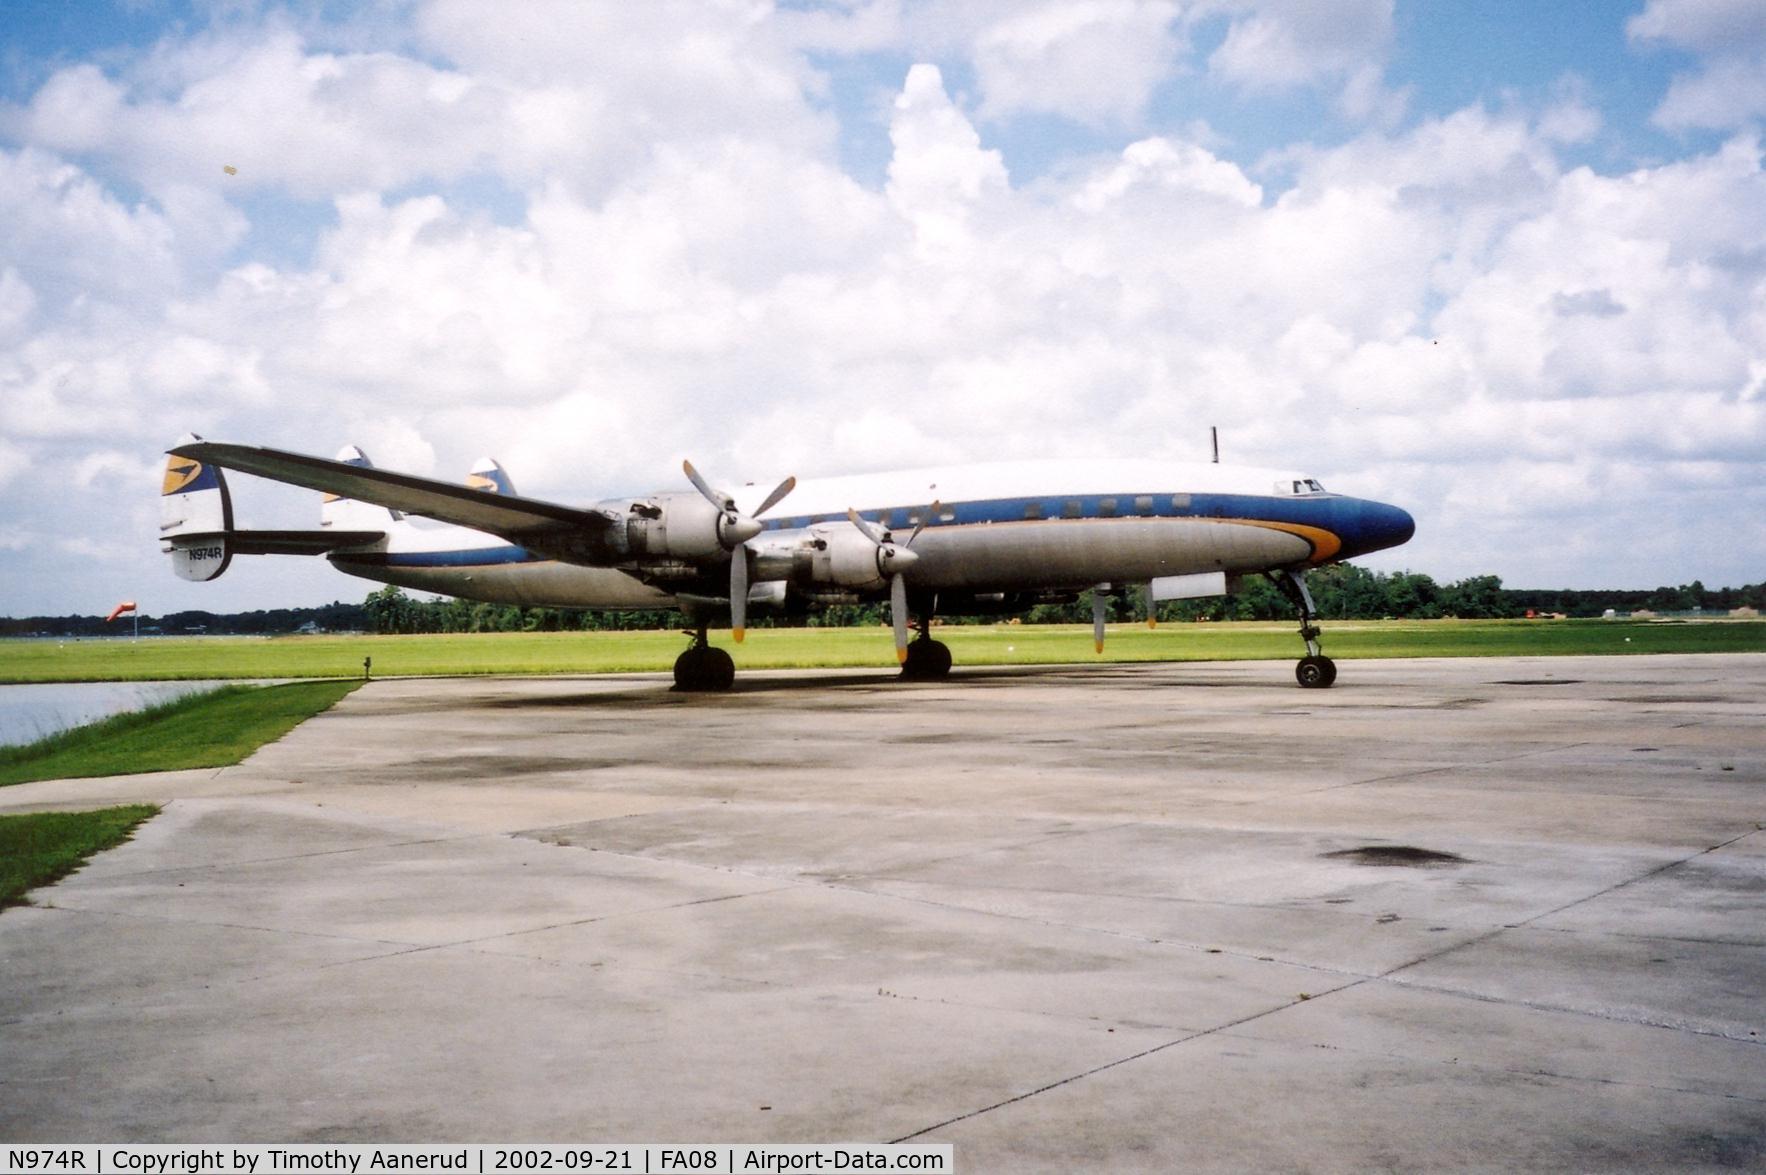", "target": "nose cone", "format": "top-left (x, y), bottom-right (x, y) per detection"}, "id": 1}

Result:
top-left (1336, 498), bottom-right (1416, 559)
top-left (724, 514), bottom-right (764, 546)
top-left (883, 545), bottom-right (920, 574)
